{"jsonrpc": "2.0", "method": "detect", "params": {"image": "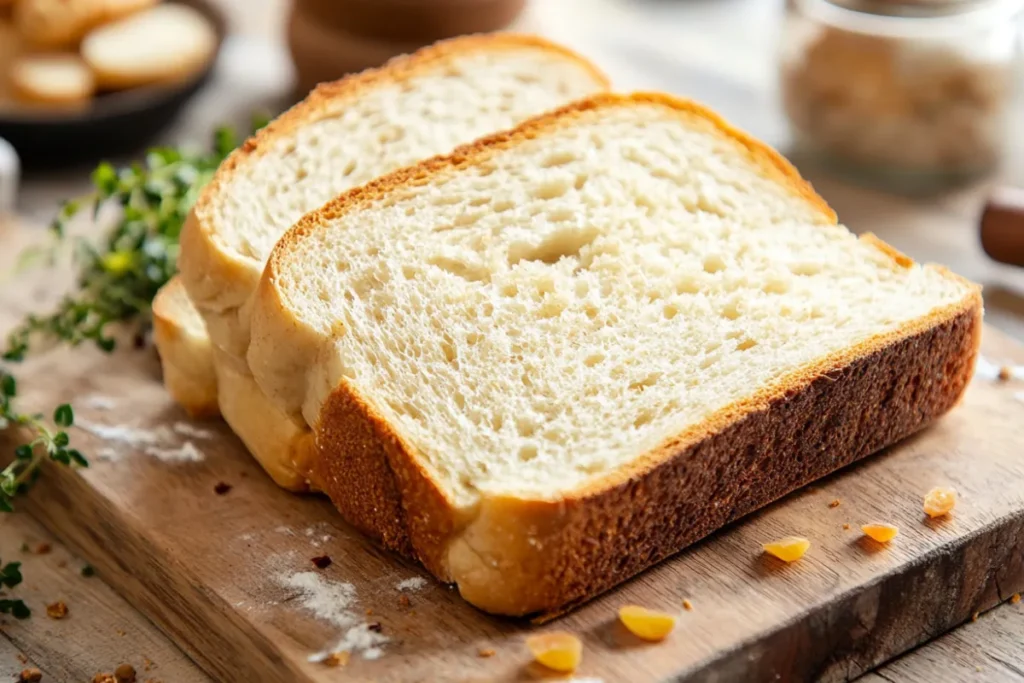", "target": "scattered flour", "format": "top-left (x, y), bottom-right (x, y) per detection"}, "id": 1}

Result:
top-left (83, 395), bottom-right (116, 411)
top-left (275, 526), bottom-right (294, 536)
top-left (77, 419), bottom-right (205, 462)
top-left (144, 441), bottom-right (204, 463)
top-left (396, 577), bottom-right (428, 592)
top-left (278, 571), bottom-right (388, 661)
top-left (172, 422), bottom-right (215, 439)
